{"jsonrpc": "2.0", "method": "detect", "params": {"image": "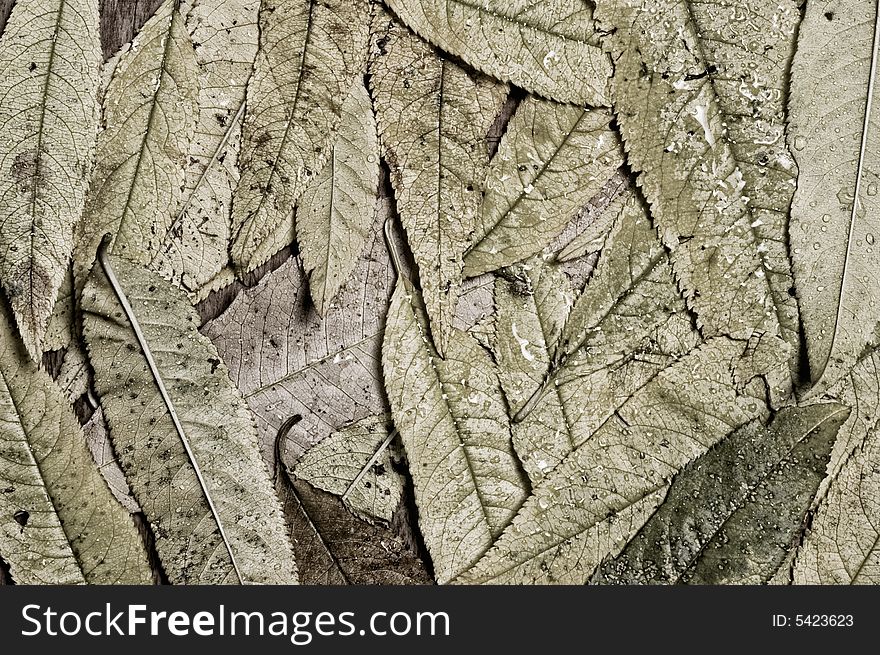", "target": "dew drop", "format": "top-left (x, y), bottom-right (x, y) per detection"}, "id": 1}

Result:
top-left (793, 135), bottom-right (807, 151)
top-left (867, 233), bottom-right (876, 245)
